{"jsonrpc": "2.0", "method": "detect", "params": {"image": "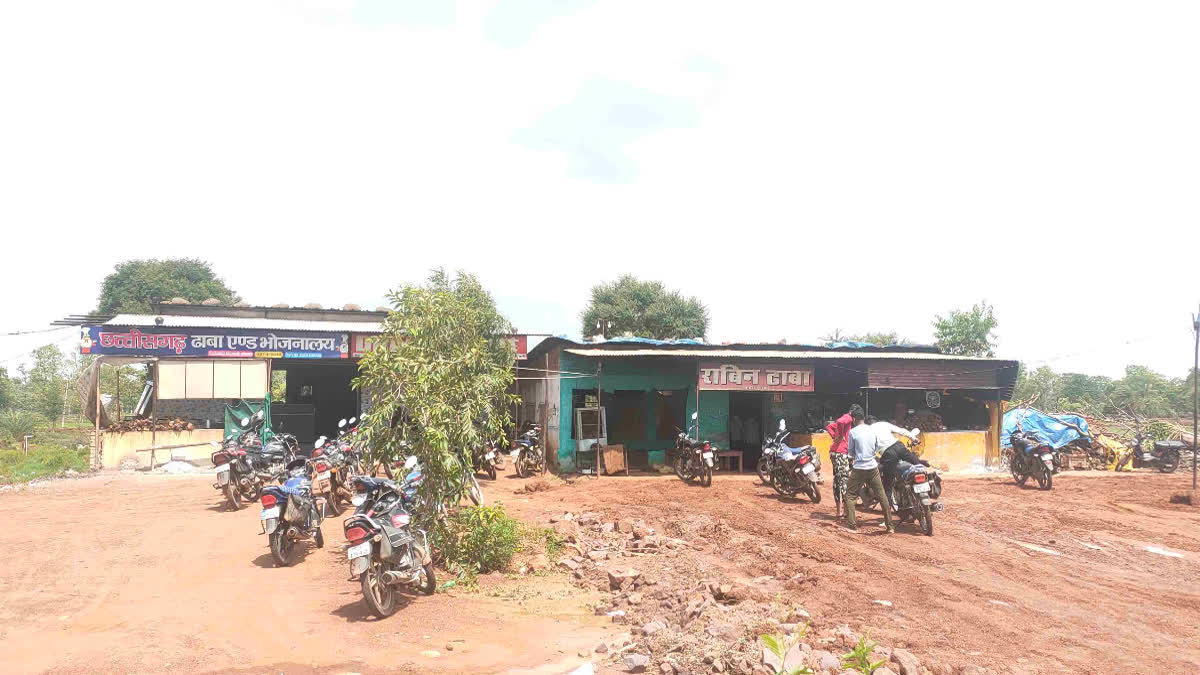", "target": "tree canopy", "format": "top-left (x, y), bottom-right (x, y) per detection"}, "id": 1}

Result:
top-left (354, 269), bottom-right (517, 529)
top-left (933, 301), bottom-right (998, 357)
top-left (820, 329), bottom-right (903, 346)
top-left (1012, 362), bottom-right (1194, 420)
top-left (96, 258), bottom-right (239, 314)
top-left (580, 275), bottom-right (709, 340)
